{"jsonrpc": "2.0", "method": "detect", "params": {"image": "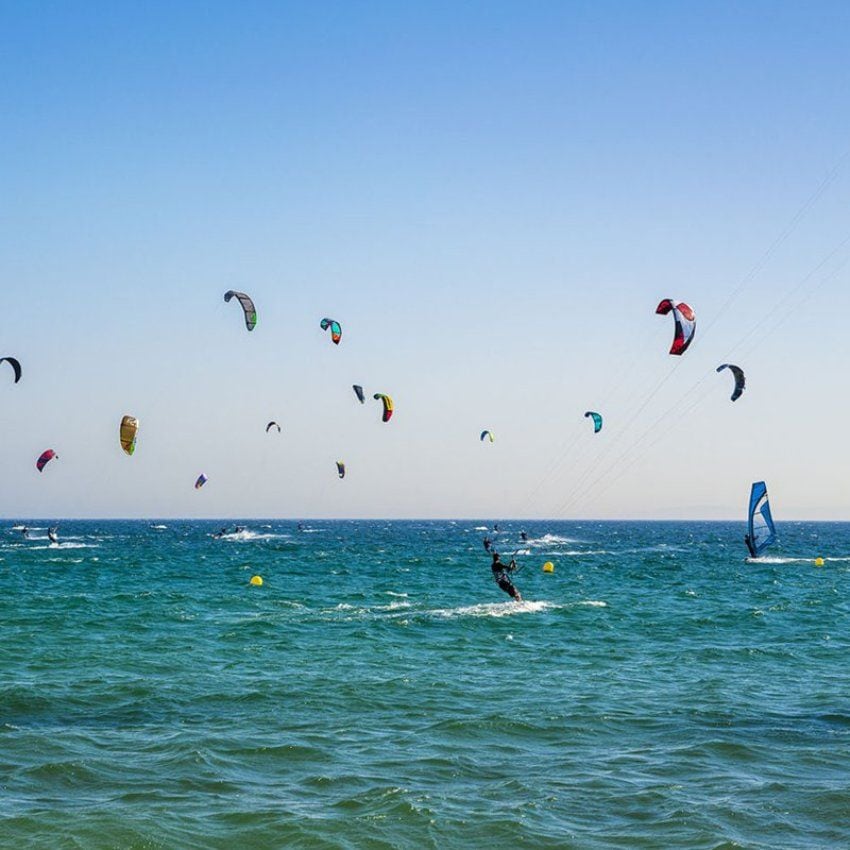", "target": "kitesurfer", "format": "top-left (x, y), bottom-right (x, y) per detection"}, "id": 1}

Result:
top-left (520, 531), bottom-right (528, 542)
top-left (20, 526), bottom-right (28, 538)
top-left (491, 552), bottom-right (522, 601)
top-left (483, 537), bottom-right (492, 552)
top-left (48, 527), bottom-right (58, 544)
